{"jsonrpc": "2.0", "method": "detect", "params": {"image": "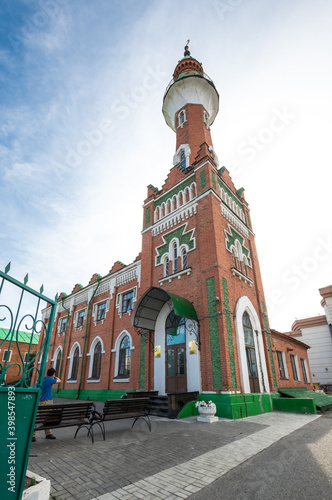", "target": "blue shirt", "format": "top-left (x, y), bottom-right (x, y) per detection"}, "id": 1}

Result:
top-left (40, 376), bottom-right (57, 401)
